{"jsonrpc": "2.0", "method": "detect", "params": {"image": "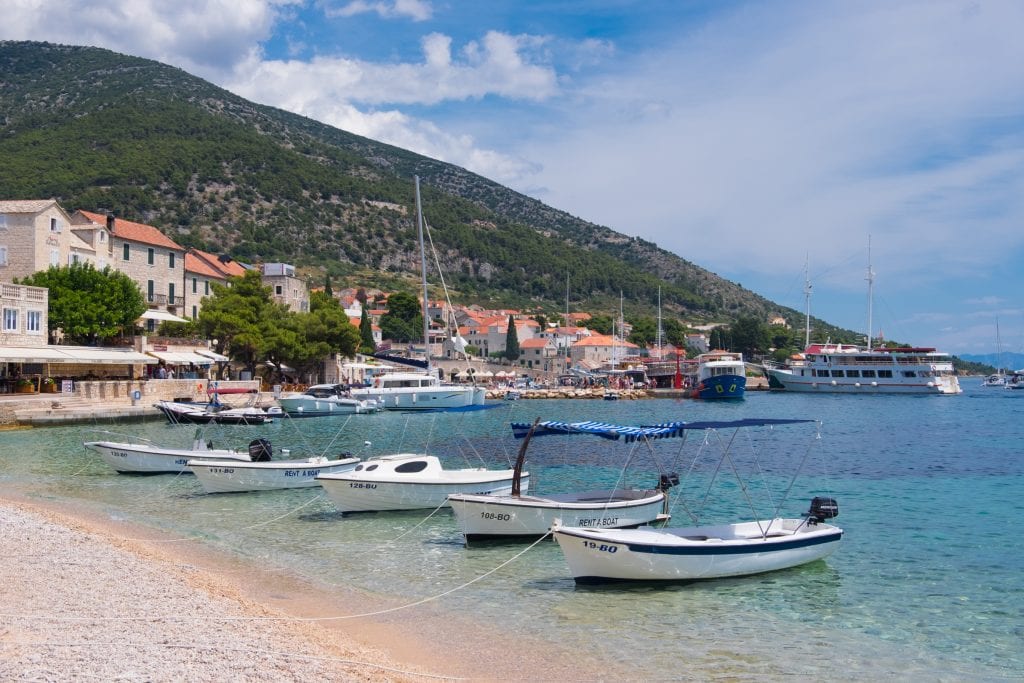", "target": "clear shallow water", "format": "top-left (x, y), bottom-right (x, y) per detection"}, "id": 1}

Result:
top-left (3, 381), bottom-right (1023, 679)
